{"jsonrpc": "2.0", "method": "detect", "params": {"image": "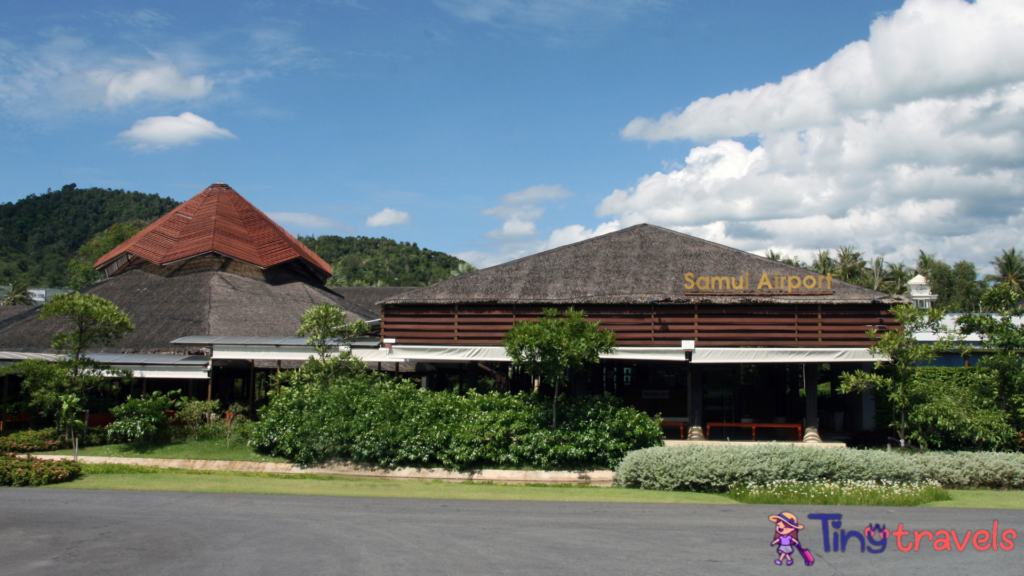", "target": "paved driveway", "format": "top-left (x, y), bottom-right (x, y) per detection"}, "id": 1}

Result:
top-left (1, 489), bottom-right (1021, 575)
